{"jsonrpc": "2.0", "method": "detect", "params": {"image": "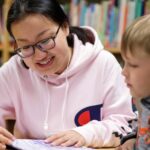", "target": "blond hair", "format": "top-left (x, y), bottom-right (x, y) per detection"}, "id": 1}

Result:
top-left (121, 15), bottom-right (150, 56)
